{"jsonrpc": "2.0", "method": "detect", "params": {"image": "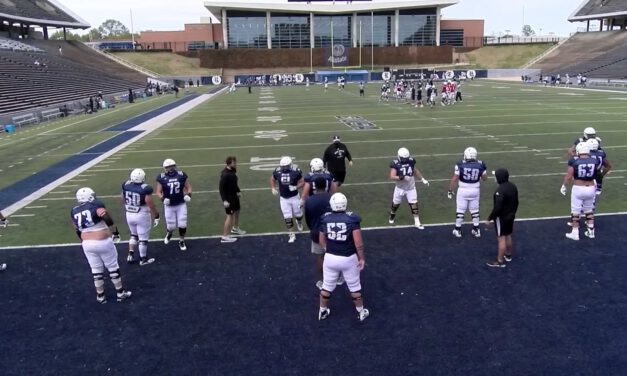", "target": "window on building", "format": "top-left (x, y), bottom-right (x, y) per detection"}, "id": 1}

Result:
top-left (356, 12), bottom-right (393, 47)
top-left (440, 29), bottom-right (464, 47)
top-left (226, 11), bottom-right (268, 48)
top-left (314, 15), bottom-right (352, 48)
top-left (271, 13), bottom-right (311, 48)
top-left (398, 8), bottom-right (437, 46)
